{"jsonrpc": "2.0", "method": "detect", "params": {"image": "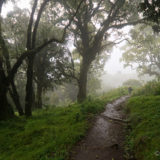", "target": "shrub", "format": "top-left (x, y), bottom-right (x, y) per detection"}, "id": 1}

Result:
top-left (123, 79), bottom-right (142, 88)
top-left (133, 80), bottom-right (160, 96)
